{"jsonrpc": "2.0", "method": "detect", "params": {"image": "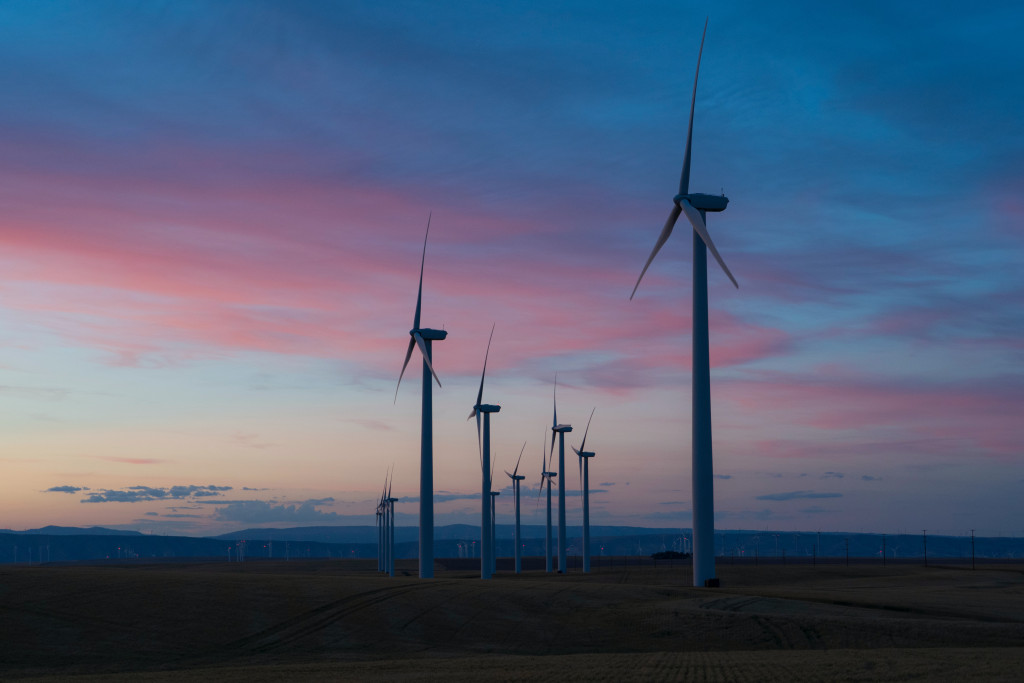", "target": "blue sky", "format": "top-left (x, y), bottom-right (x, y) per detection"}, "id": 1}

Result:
top-left (0, 1), bottom-right (1021, 536)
